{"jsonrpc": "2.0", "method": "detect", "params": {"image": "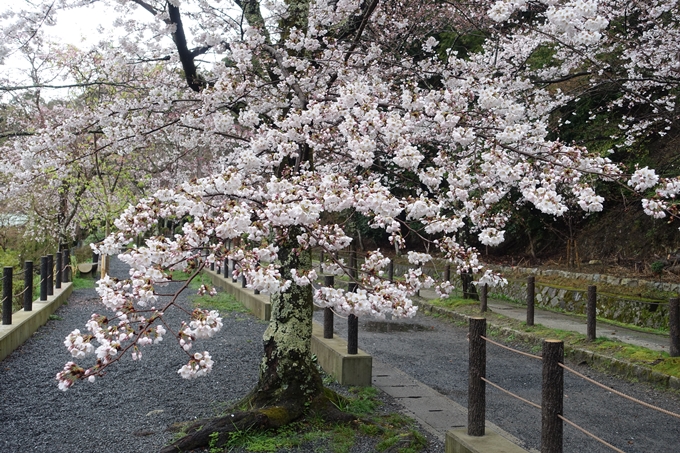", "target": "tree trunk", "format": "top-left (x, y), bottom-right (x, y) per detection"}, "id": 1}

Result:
top-left (159, 229), bottom-right (332, 453)
top-left (246, 230), bottom-right (324, 409)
